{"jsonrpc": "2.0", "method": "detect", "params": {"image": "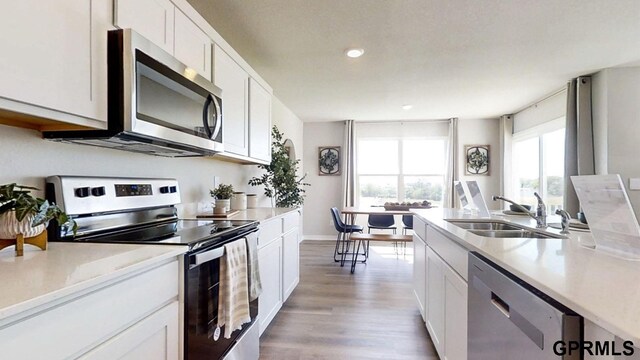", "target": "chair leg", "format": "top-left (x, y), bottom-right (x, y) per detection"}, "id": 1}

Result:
top-left (334, 232), bottom-right (343, 262)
